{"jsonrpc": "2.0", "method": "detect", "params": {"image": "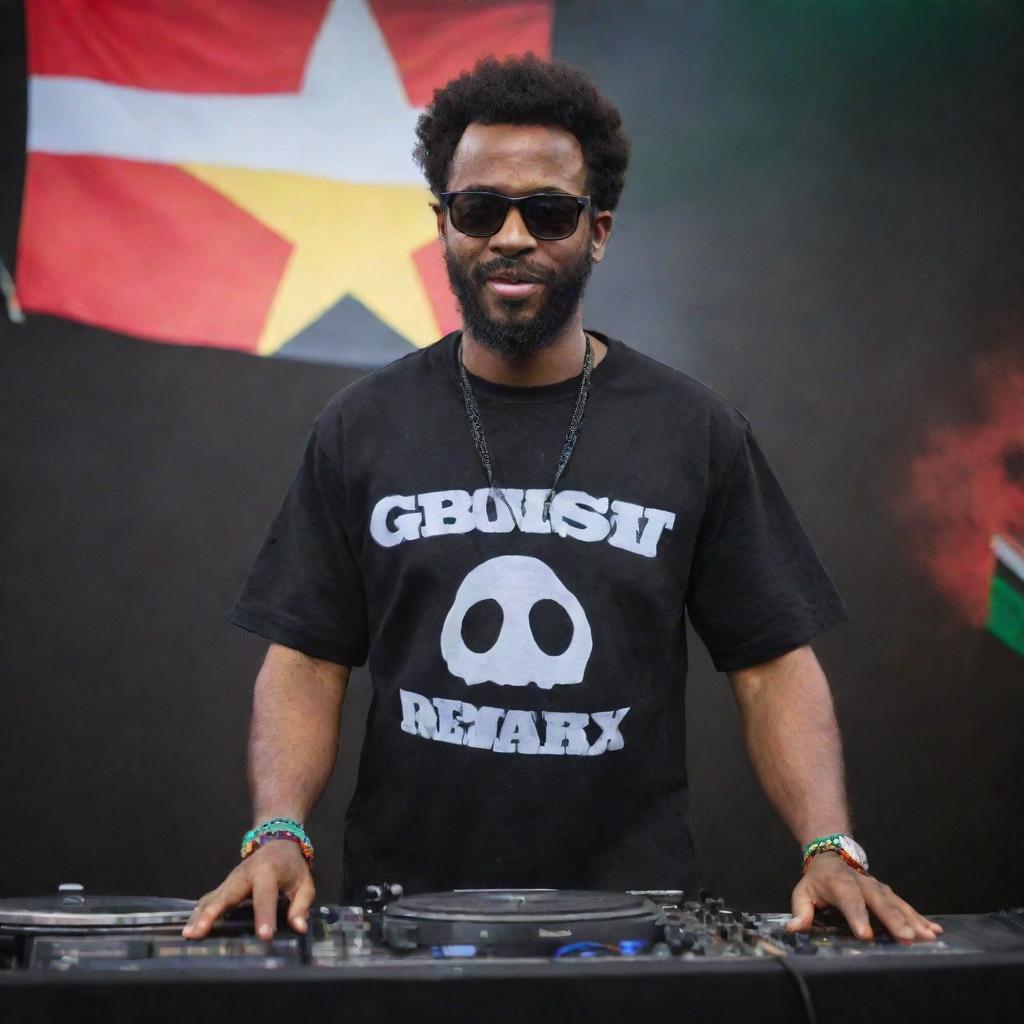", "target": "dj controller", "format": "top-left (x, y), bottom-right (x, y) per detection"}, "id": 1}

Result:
top-left (2, 883), bottom-right (1023, 1024)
